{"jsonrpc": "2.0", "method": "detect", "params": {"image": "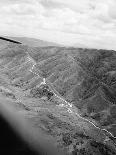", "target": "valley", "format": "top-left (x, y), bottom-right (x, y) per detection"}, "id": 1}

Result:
top-left (0, 41), bottom-right (116, 154)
